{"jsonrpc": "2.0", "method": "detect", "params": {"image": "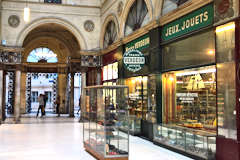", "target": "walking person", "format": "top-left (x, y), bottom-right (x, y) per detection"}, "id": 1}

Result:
top-left (36, 94), bottom-right (44, 118)
top-left (43, 93), bottom-right (48, 116)
top-left (77, 96), bottom-right (81, 116)
top-left (56, 95), bottom-right (60, 117)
